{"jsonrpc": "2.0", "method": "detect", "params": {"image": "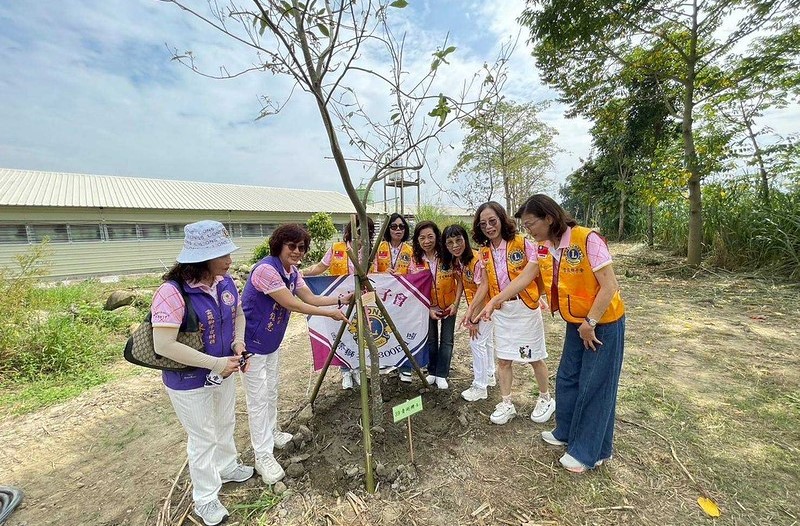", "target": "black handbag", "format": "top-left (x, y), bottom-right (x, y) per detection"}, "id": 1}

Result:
top-left (123, 282), bottom-right (204, 371)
